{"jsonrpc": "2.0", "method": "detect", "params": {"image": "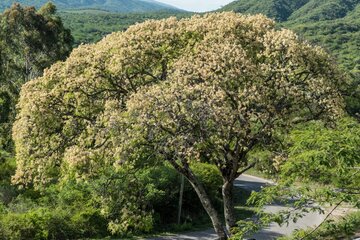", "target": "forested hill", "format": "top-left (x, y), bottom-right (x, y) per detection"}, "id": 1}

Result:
top-left (220, 0), bottom-right (360, 22)
top-left (220, 0), bottom-right (310, 21)
top-left (0, 0), bottom-right (179, 13)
